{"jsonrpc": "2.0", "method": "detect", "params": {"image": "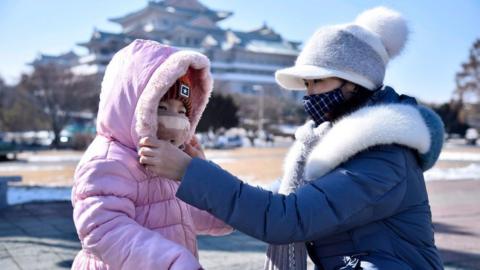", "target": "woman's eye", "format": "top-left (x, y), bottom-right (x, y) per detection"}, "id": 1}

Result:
top-left (178, 110), bottom-right (186, 114)
top-left (304, 80), bottom-right (309, 87)
top-left (158, 106), bottom-right (167, 111)
top-left (313, 79), bottom-right (322, 83)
